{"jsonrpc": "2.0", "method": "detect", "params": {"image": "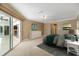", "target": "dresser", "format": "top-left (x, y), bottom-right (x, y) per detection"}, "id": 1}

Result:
top-left (30, 31), bottom-right (42, 39)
